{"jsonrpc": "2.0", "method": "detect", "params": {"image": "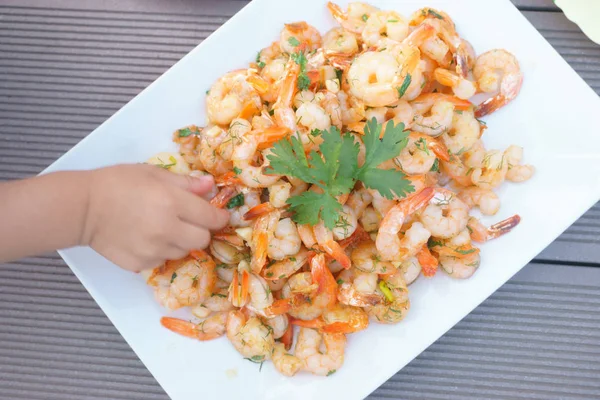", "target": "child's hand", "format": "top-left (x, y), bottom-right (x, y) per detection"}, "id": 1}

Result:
top-left (82, 164), bottom-right (229, 272)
